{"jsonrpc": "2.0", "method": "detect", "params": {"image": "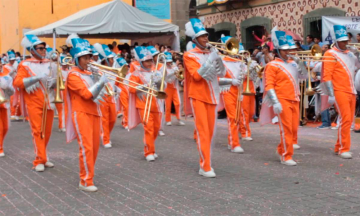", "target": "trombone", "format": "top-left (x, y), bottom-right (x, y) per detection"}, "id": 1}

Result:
top-left (208, 37), bottom-right (240, 55)
top-left (288, 45), bottom-right (336, 96)
top-left (0, 90), bottom-right (8, 104)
